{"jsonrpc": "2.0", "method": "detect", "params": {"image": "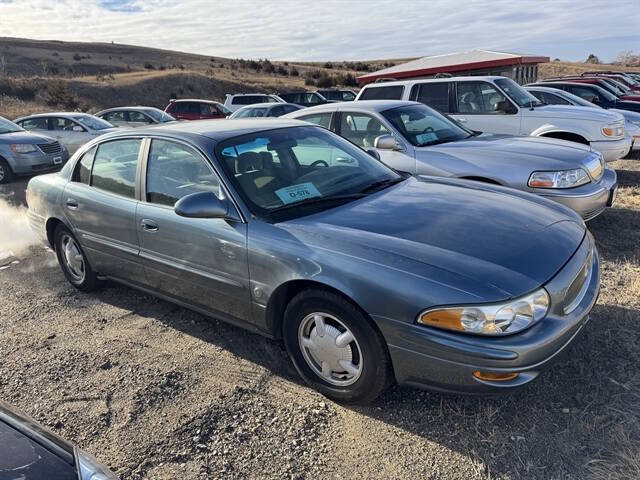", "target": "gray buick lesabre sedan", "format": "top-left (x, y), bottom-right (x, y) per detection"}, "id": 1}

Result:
top-left (26, 119), bottom-right (599, 403)
top-left (284, 101), bottom-right (617, 220)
